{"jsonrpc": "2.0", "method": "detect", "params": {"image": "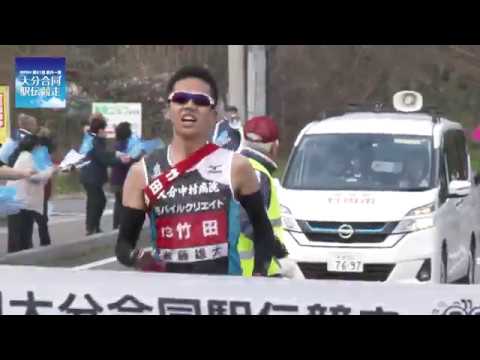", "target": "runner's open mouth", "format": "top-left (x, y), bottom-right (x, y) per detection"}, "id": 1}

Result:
top-left (181, 115), bottom-right (197, 123)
